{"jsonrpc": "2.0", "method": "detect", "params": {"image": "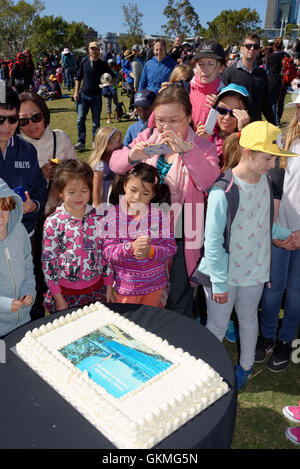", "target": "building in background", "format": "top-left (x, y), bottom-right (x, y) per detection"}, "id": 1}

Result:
top-left (262, 0), bottom-right (299, 40)
top-left (265, 0), bottom-right (299, 28)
